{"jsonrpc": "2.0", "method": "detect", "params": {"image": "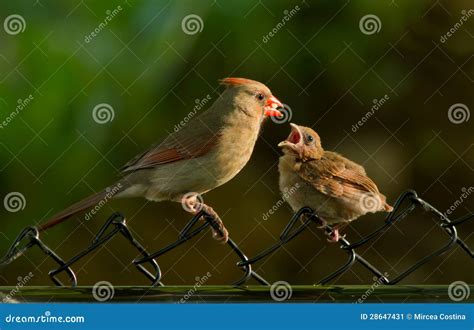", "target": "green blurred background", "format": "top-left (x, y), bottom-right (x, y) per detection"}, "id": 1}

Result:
top-left (0, 0), bottom-right (473, 286)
